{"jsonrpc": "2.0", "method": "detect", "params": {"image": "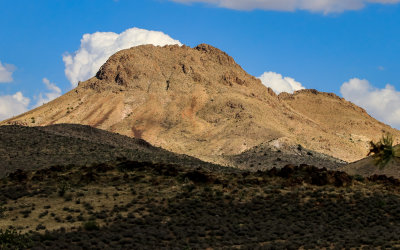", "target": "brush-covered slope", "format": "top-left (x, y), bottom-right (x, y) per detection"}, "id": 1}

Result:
top-left (3, 159), bottom-right (400, 248)
top-left (2, 44), bottom-right (399, 163)
top-left (0, 124), bottom-right (221, 178)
